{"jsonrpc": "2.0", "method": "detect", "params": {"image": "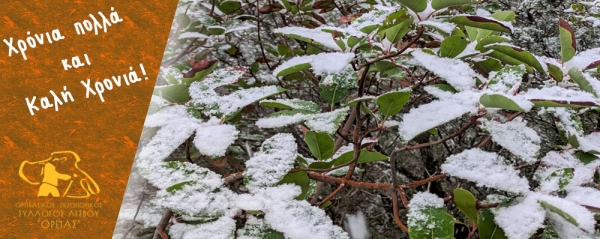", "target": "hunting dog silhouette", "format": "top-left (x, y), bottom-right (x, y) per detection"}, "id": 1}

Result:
top-left (19, 151), bottom-right (100, 198)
